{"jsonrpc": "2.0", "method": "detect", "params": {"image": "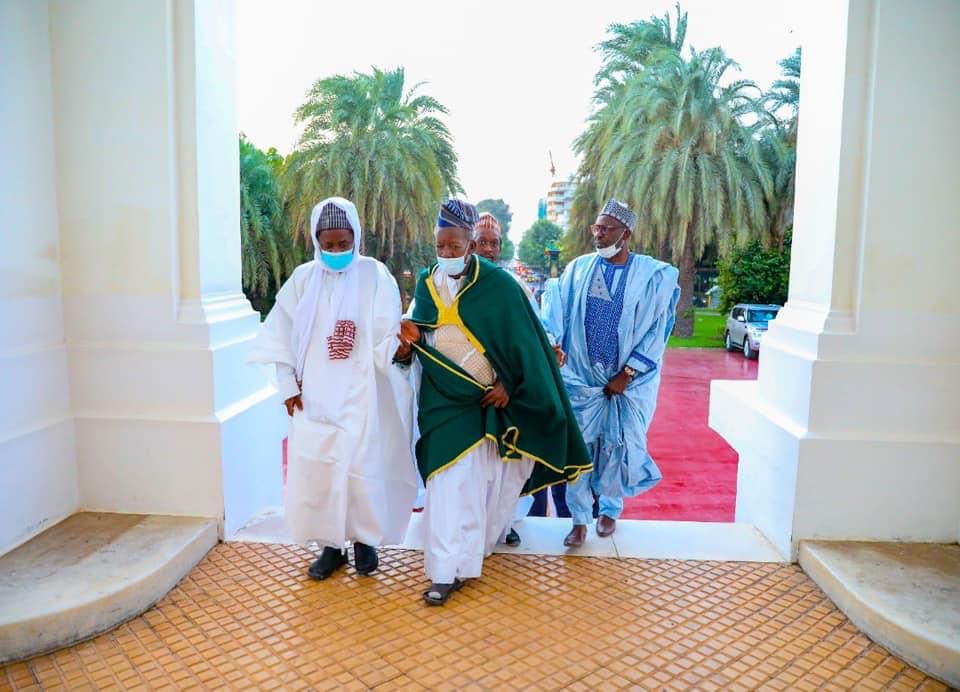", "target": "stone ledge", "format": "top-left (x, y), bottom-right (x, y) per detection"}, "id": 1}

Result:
top-left (800, 540), bottom-right (960, 688)
top-left (231, 508), bottom-right (787, 563)
top-left (0, 512), bottom-right (217, 664)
